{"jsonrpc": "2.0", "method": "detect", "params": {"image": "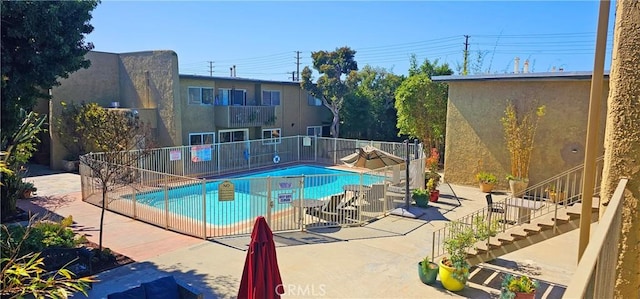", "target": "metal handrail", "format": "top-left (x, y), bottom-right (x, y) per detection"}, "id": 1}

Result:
top-left (431, 156), bottom-right (605, 262)
top-left (563, 178), bottom-right (627, 299)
